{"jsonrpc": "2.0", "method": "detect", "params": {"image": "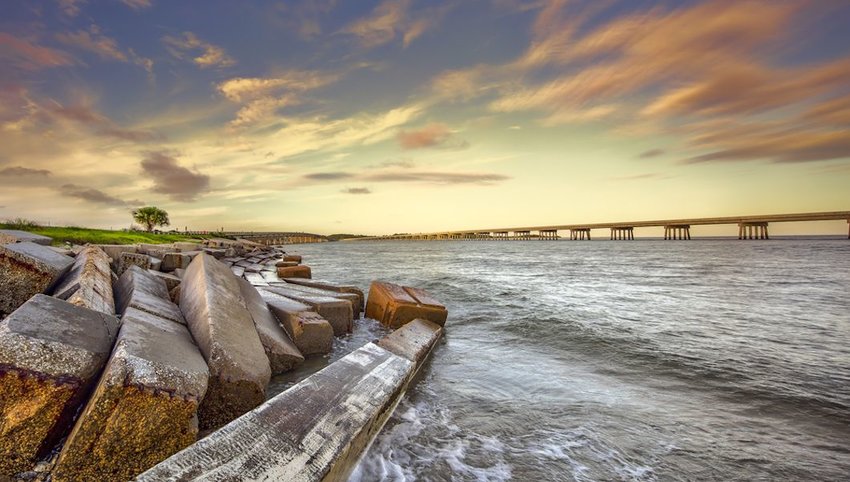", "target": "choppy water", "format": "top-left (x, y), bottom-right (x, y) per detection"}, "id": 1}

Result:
top-left (277, 238), bottom-right (850, 481)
